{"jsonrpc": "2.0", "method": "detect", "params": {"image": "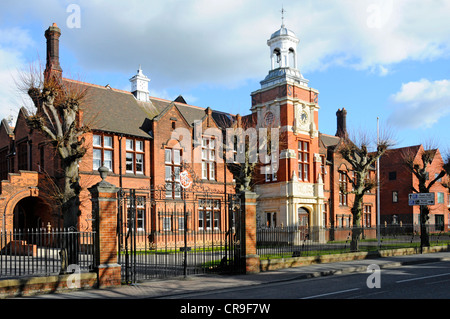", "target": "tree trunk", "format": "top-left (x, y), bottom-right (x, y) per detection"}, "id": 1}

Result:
top-left (61, 159), bottom-right (81, 227)
top-left (350, 193), bottom-right (364, 252)
top-left (59, 159), bottom-right (81, 273)
top-left (420, 206), bottom-right (430, 248)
